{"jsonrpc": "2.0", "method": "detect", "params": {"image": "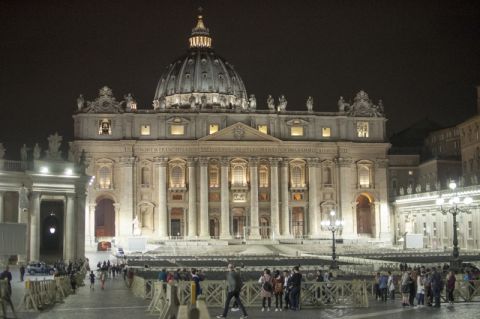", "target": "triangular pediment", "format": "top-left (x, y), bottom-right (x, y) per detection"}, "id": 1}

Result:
top-left (199, 122), bottom-right (281, 142)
